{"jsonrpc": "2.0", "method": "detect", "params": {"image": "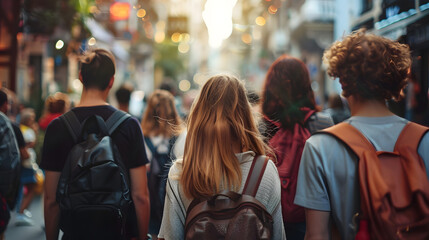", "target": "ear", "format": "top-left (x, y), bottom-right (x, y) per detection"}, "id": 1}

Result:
top-left (107, 76), bottom-right (114, 89)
